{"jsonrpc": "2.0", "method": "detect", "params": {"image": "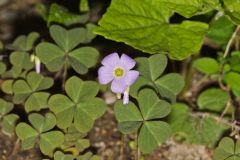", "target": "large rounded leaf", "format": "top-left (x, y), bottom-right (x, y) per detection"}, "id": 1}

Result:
top-left (193, 57), bottom-right (219, 74)
top-left (197, 88), bottom-right (230, 112)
